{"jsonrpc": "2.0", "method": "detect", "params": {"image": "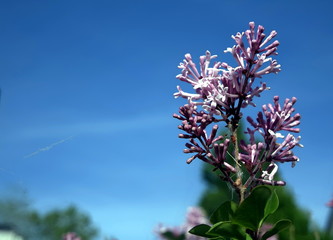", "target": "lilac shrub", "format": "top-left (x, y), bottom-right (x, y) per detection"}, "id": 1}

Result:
top-left (173, 22), bottom-right (302, 202)
top-left (173, 22), bottom-right (302, 239)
